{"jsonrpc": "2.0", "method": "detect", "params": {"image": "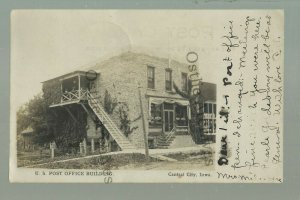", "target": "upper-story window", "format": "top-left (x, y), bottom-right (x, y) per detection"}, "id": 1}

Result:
top-left (147, 66), bottom-right (155, 89)
top-left (165, 69), bottom-right (172, 91)
top-left (181, 72), bottom-right (188, 92)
